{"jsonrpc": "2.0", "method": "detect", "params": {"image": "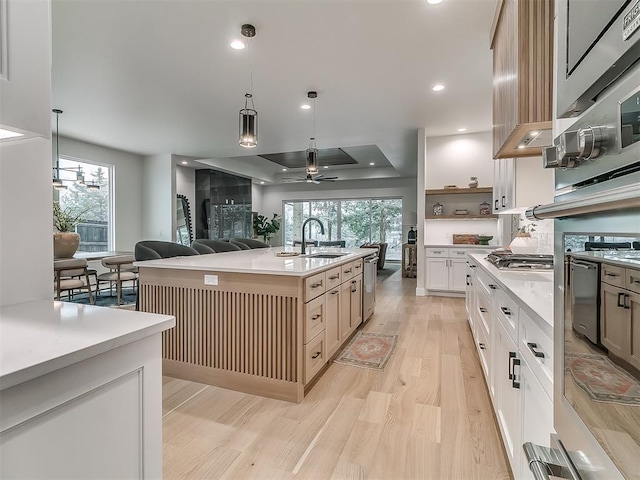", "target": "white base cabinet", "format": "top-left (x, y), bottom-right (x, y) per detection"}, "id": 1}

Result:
top-left (467, 254), bottom-right (554, 479)
top-left (426, 247), bottom-right (491, 294)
